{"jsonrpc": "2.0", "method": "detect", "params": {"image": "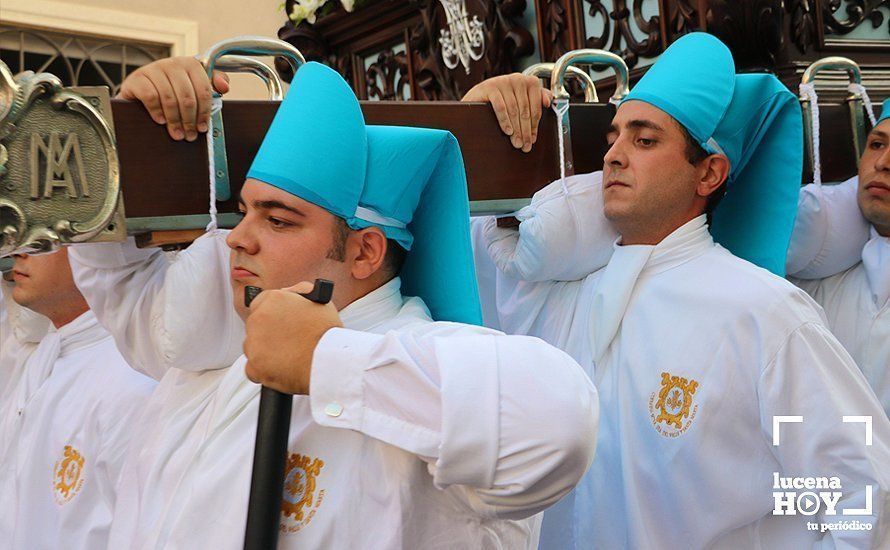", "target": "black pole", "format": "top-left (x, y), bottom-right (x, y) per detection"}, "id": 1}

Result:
top-left (243, 279), bottom-right (334, 550)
